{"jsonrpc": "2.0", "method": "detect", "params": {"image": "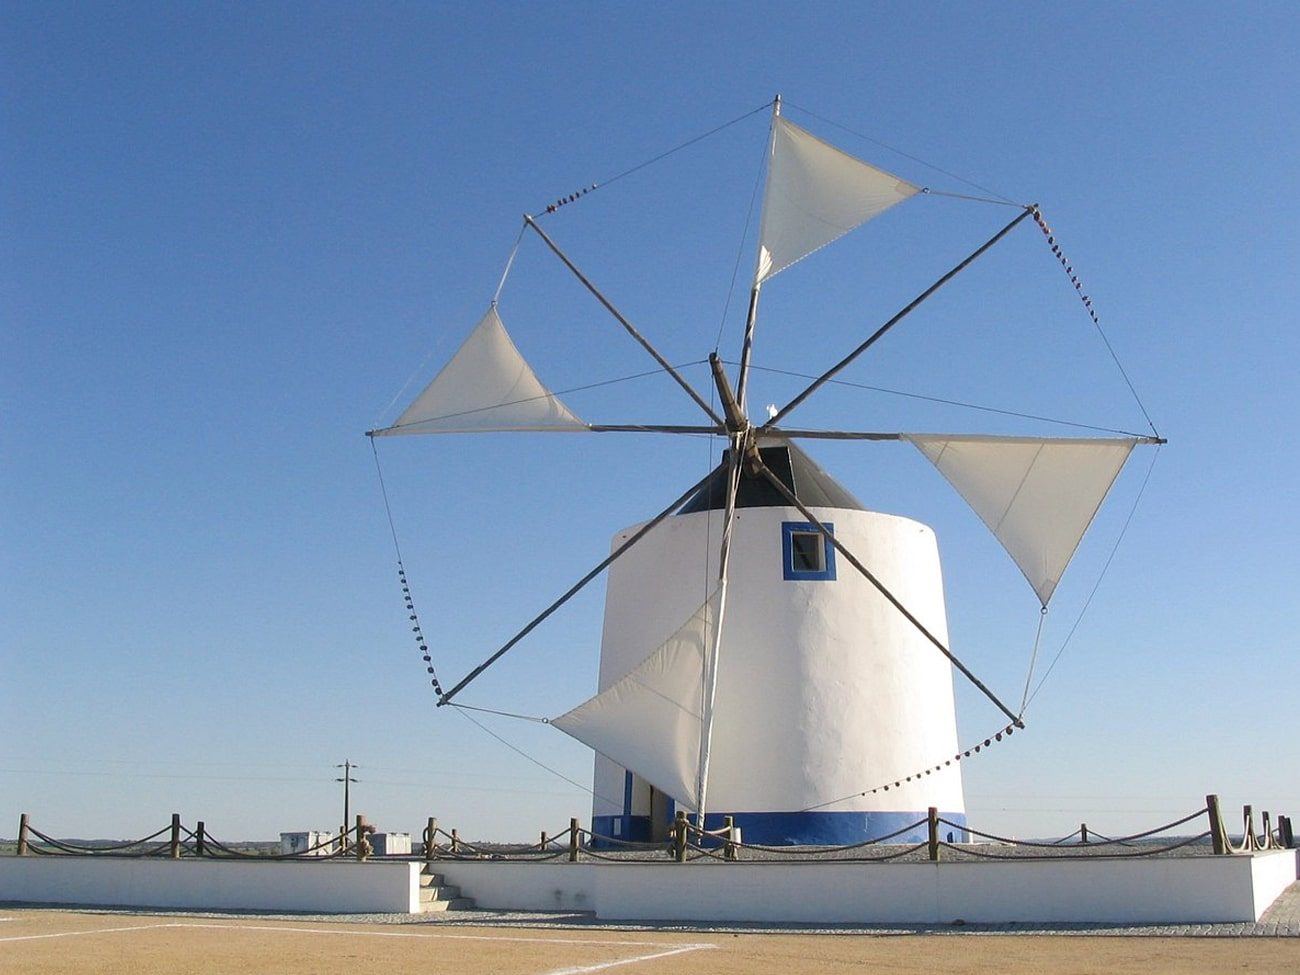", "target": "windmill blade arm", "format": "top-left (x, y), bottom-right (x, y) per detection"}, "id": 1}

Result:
top-left (524, 216), bottom-right (726, 429)
top-left (763, 207), bottom-right (1033, 430)
top-left (370, 424), bottom-right (725, 438)
top-left (588, 424), bottom-right (725, 435)
top-left (767, 430), bottom-right (1165, 443)
top-left (752, 458), bottom-right (1021, 726)
top-left (437, 465), bottom-right (720, 707)
top-left (695, 434), bottom-right (744, 819)
top-left (764, 429), bottom-right (905, 441)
